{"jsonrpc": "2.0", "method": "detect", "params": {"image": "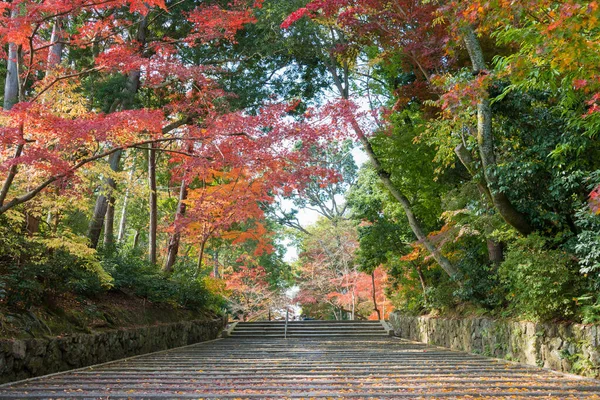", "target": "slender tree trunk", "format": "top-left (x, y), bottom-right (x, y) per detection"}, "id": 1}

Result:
top-left (148, 144), bottom-right (157, 265)
top-left (88, 195), bottom-right (108, 248)
top-left (462, 27), bottom-right (533, 236)
top-left (351, 290), bottom-right (355, 321)
top-left (371, 271), bottom-right (381, 320)
top-left (197, 240), bottom-right (206, 271)
top-left (103, 151), bottom-right (121, 247)
top-left (164, 179), bottom-right (188, 273)
top-left (0, 143), bottom-right (23, 207)
top-left (117, 161), bottom-right (136, 242)
top-left (213, 249), bottom-right (220, 278)
top-left (3, 8), bottom-right (19, 110)
top-left (133, 230), bottom-right (140, 249)
top-left (415, 264), bottom-right (428, 305)
top-left (46, 19), bottom-right (64, 74)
